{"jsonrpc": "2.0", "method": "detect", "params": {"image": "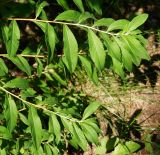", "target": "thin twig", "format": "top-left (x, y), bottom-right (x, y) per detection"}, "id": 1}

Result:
top-left (3, 17), bottom-right (122, 36)
top-left (0, 54), bottom-right (46, 58)
top-left (0, 86), bottom-right (81, 122)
